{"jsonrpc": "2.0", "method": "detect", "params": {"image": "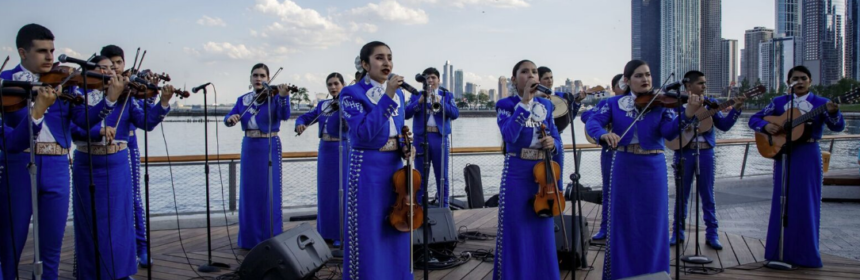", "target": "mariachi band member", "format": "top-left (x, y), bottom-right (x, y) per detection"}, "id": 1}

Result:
top-left (537, 66), bottom-right (583, 192)
top-left (340, 41), bottom-right (414, 280)
top-left (749, 65), bottom-right (844, 267)
top-left (295, 72), bottom-right (349, 246)
top-left (405, 67), bottom-right (459, 207)
top-left (586, 60), bottom-right (694, 279)
top-left (100, 44), bottom-right (153, 267)
top-left (580, 73), bottom-right (623, 241)
top-left (668, 70), bottom-right (745, 249)
top-left (0, 24), bottom-right (120, 280)
top-left (71, 55), bottom-right (174, 279)
top-left (493, 60), bottom-right (562, 280)
top-left (224, 63), bottom-right (292, 249)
